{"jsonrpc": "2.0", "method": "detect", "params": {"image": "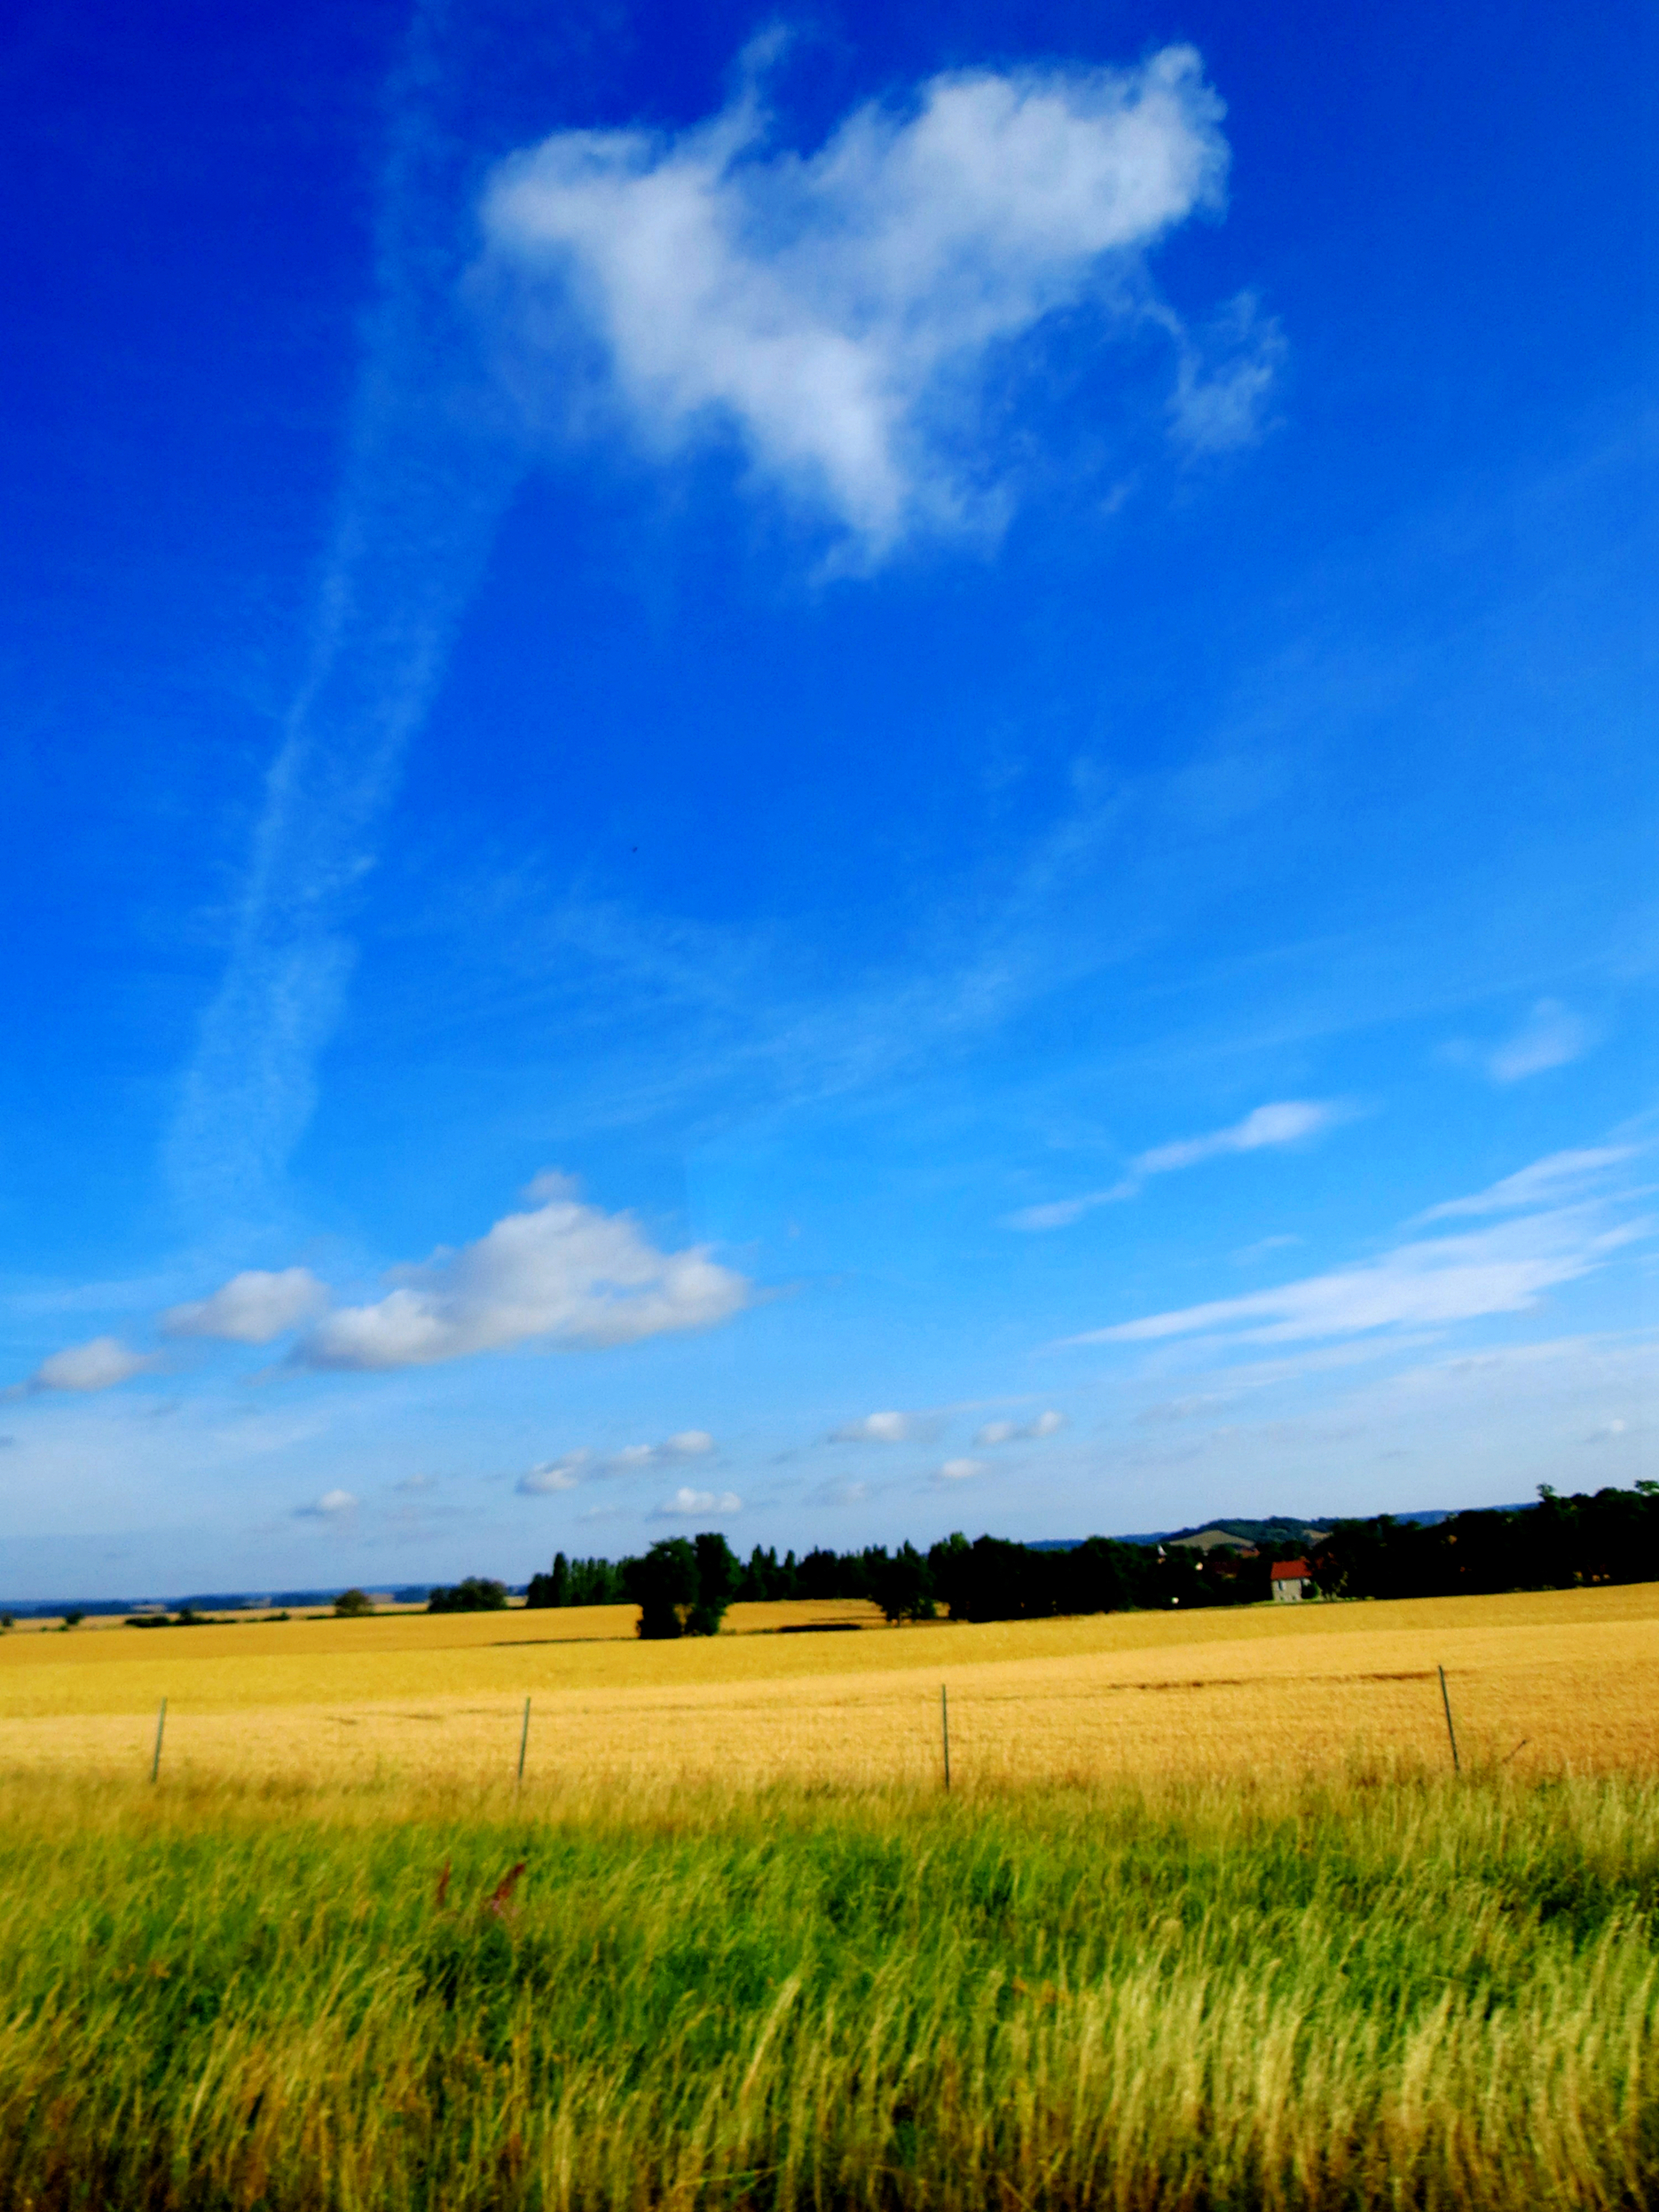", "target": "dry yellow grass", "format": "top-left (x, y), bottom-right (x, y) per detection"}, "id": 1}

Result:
top-left (3, 1583), bottom-right (1655, 1790)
